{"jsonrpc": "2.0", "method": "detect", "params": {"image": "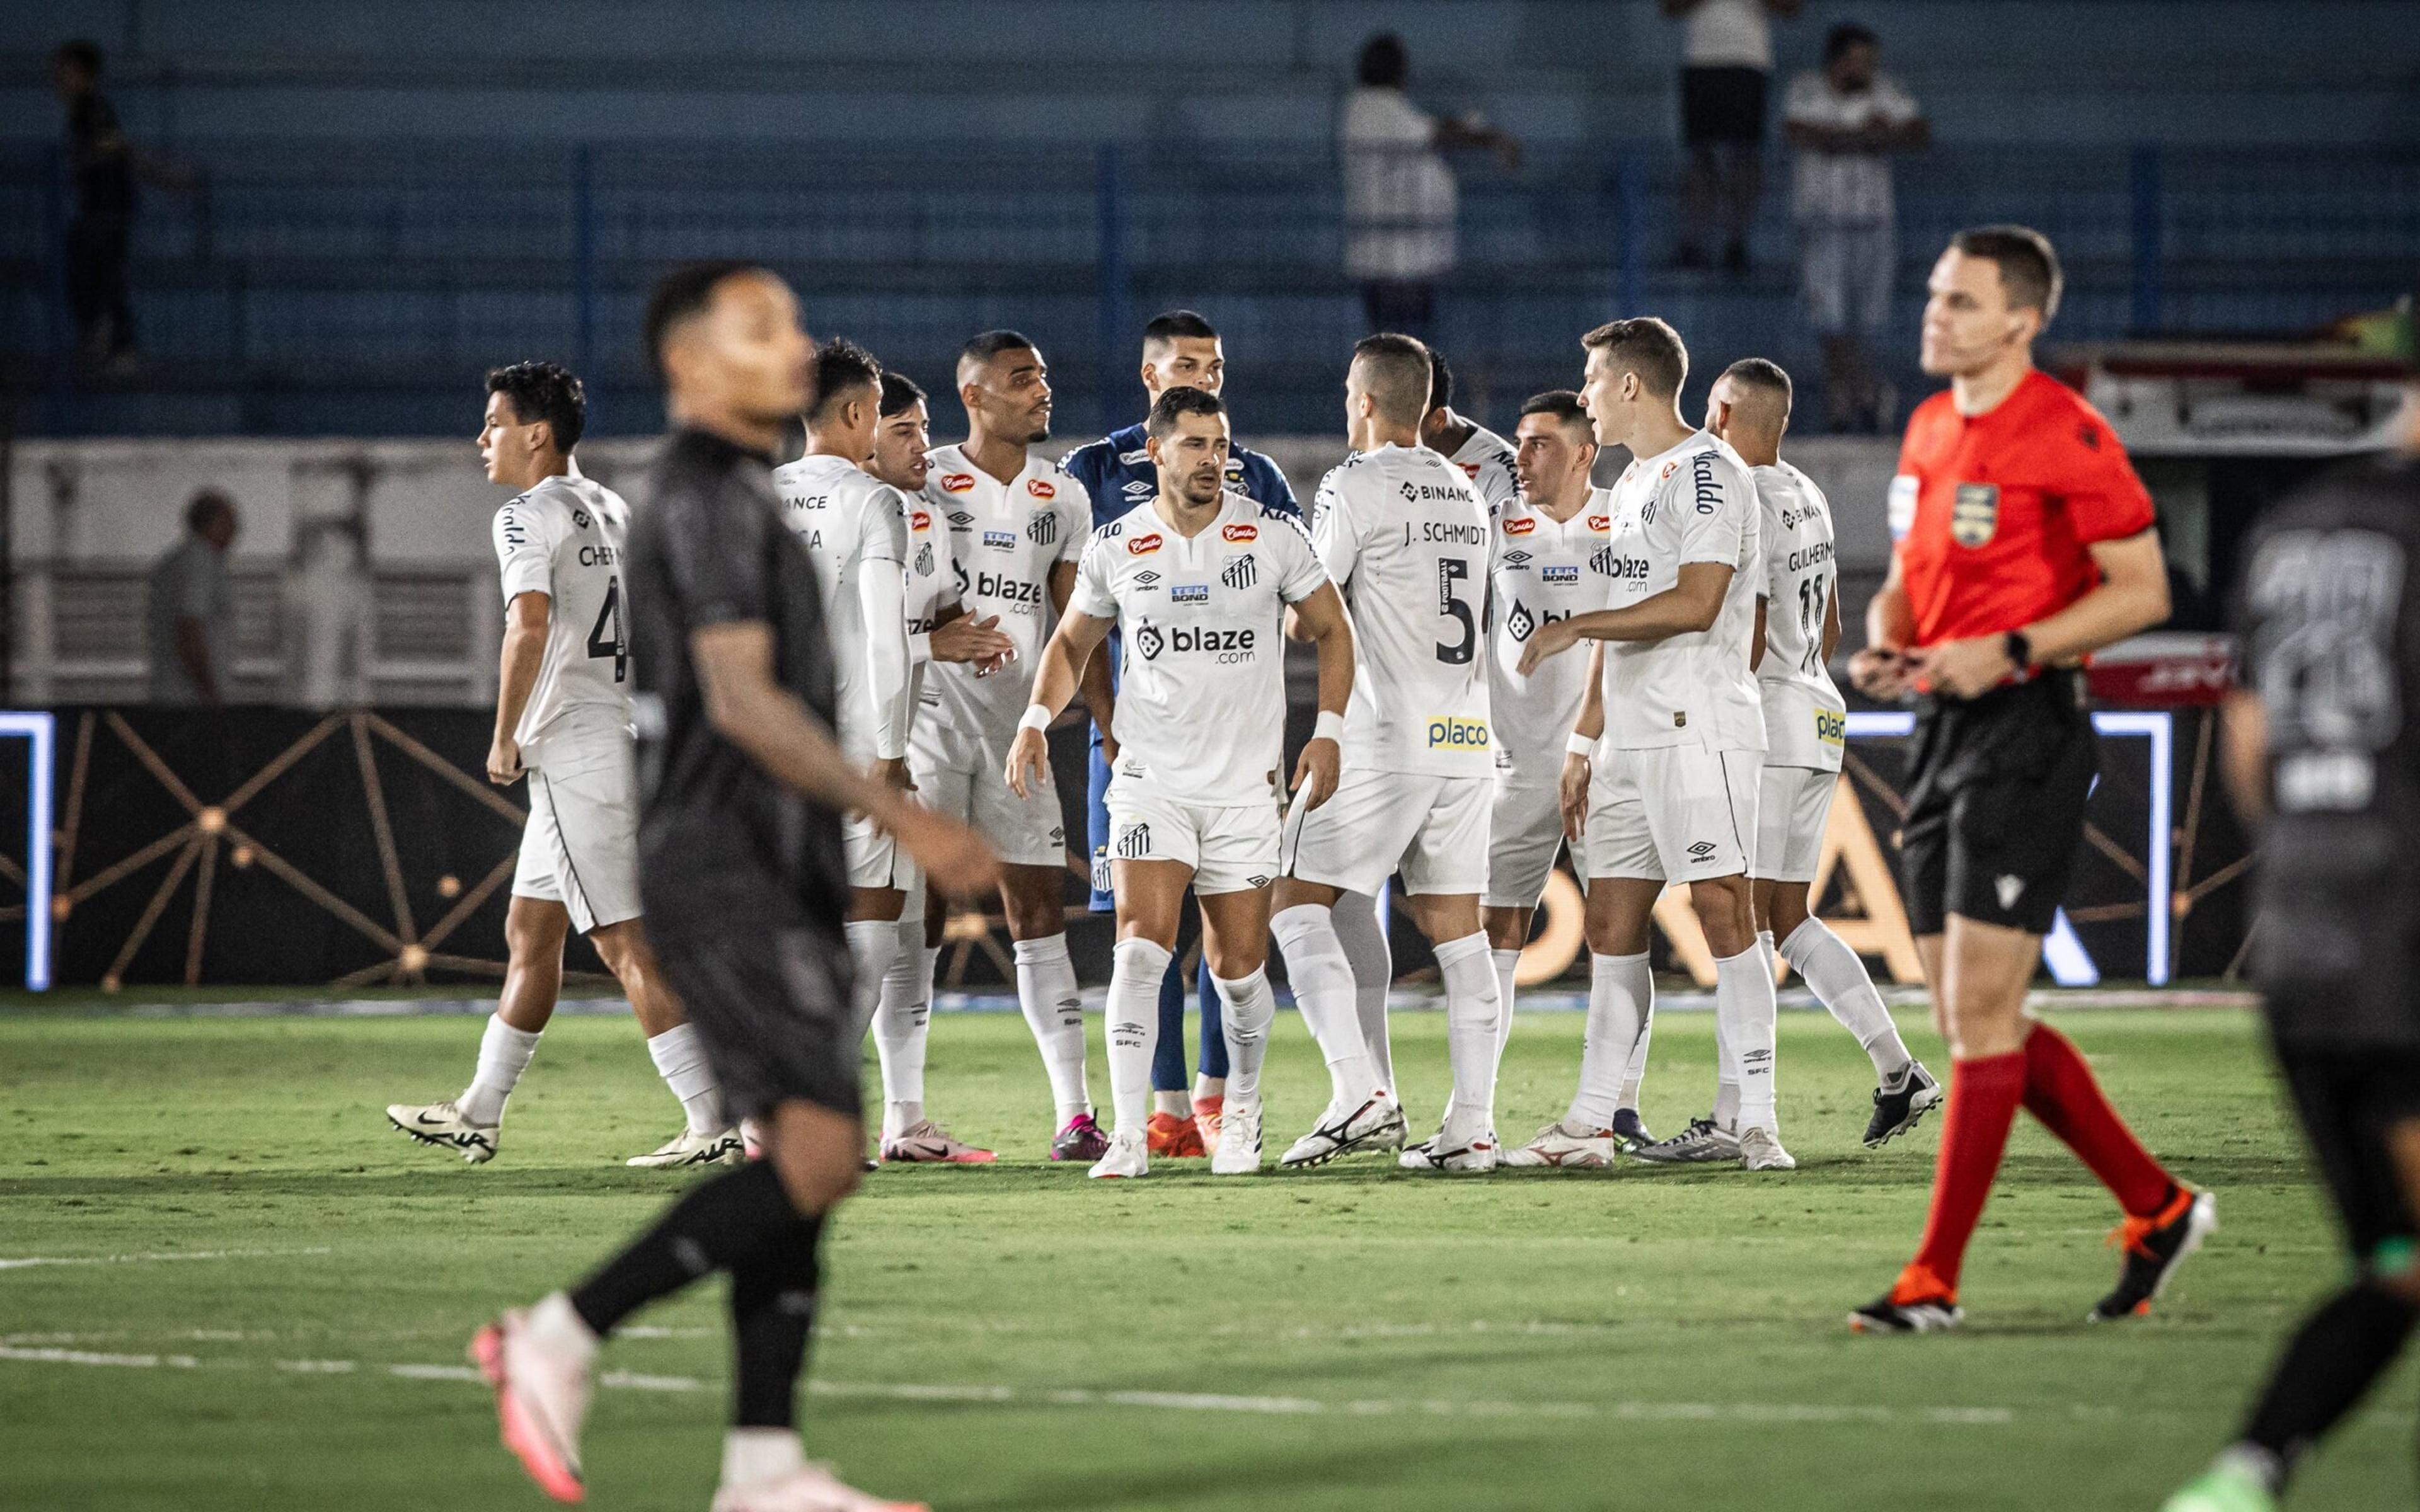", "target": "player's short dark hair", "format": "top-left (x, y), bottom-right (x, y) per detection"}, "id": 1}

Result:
top-left (807, 338), bottom-right (882, 424)
top-left (959, 329), bottom-right (1037, 371)
top-left (1425, 348), bottom-right (1455, 415)
top-left (54, 40), bottom-right (103, 77)
top-left (1719, 357), bottom-right (1794, 410)
top-left (1351, 333), bottom-right (1432, 425)
top-left (185, 488), bottom-right (234, 532)
top-left (1951, 224), bottom-right (2064, 323)
top-left (1146, 386), bottom-right (1226, 440)
top-left (642, 260), bottom-right (764, 382)
top-left (1357, 33), bottom-right (1409, 89)
top-left (878, 370), bottom-right (926, 418)
top-left (486, 360), bottom-right (587, 451)
top-left (1518, 389), bottom-right (1592, 434)
top-left (1823, 23), bottom-right (1879, 64)
top-left (1142, 310), bottom-right (1219, 353)
top-left (1582, 317), bottom-right (1689, 400)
